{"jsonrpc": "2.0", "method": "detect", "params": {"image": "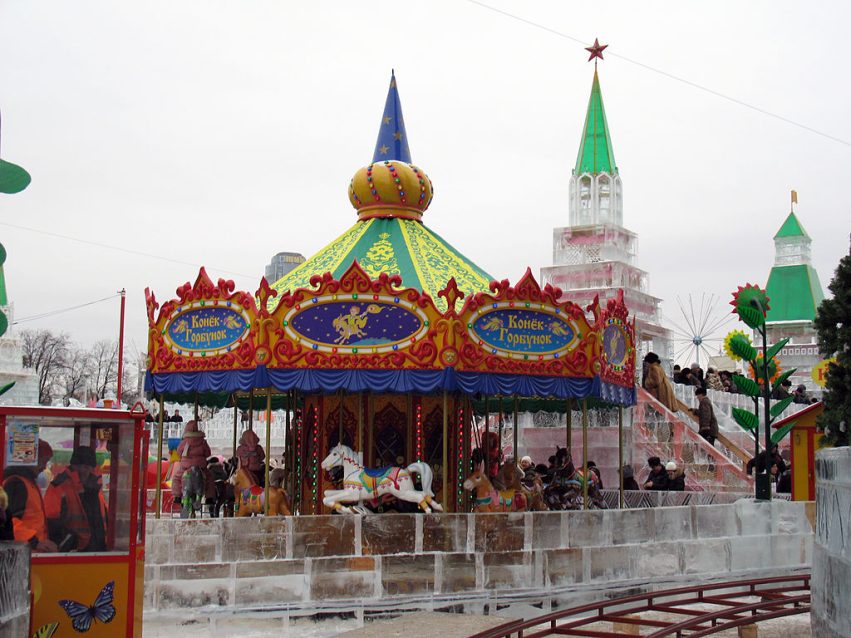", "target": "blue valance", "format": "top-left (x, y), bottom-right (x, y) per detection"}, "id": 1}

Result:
top-left (146, 367), bottom-right (635, 406)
